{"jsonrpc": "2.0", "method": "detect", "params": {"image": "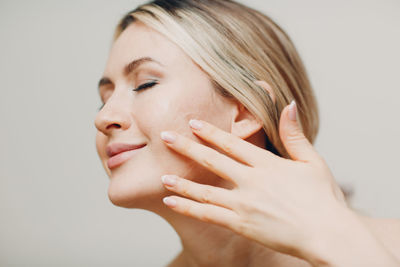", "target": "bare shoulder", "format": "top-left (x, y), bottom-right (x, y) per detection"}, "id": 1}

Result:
top-left (357, 213), bottom-right (400, 261)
